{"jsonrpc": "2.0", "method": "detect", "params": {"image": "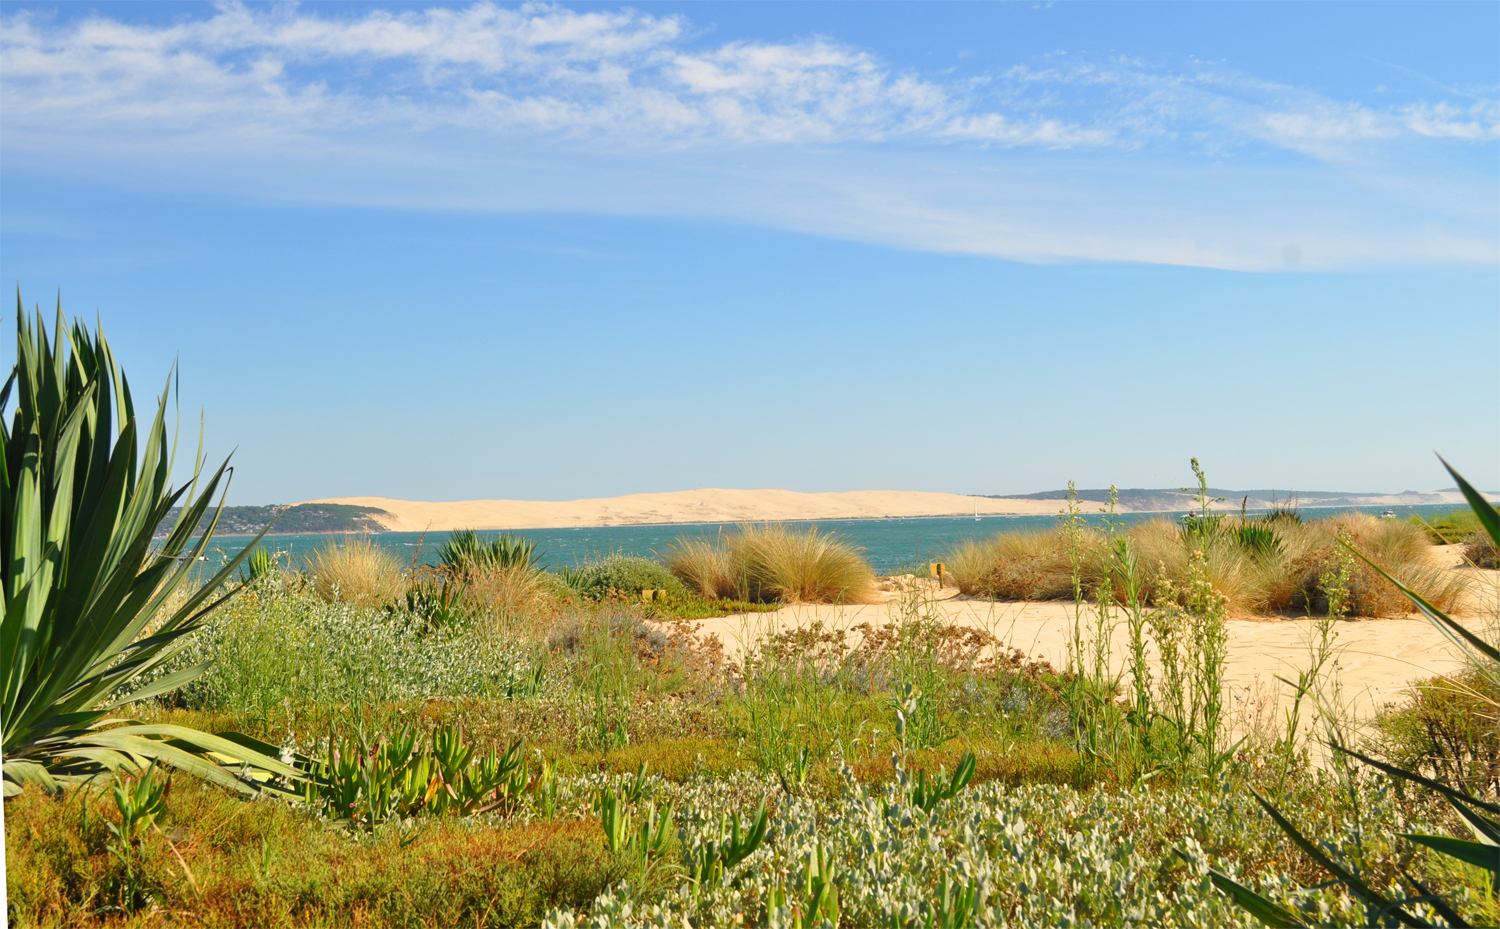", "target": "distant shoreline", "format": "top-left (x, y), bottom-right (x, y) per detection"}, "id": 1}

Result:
top-left (209, 499), bottom-right (1476, 537)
